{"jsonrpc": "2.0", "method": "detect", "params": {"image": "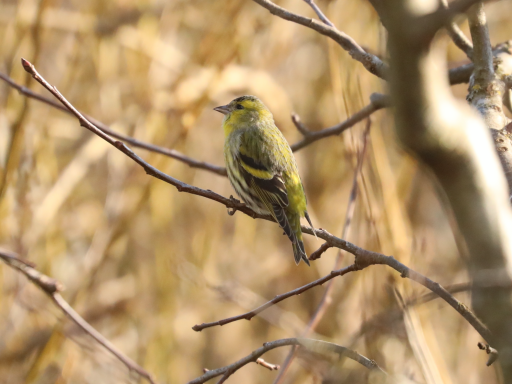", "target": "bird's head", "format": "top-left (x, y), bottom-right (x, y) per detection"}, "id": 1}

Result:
top-left (214, 95), bottom-right (272, 127)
